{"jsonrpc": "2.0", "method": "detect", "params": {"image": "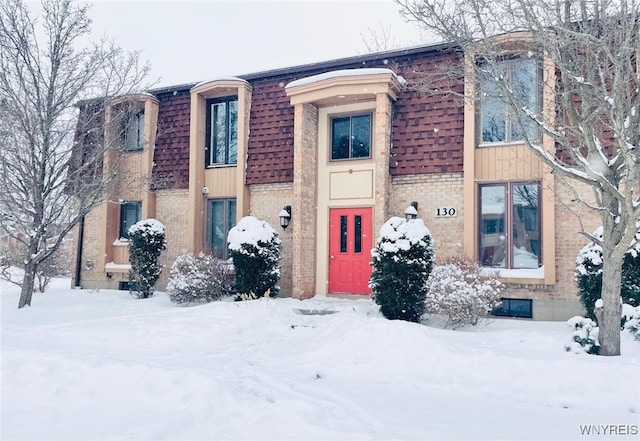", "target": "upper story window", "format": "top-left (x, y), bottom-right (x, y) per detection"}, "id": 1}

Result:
top-left (479, 58), bottom-right (540, 144)
top-left (120, 201), bottom-right (141, 240)
top-left (124, 110), bottom-right (145, 152)
top-left (331, 113), bottom-right (371, 160)
top-left (479, 182), bottom-right (541, 269)
top-left (205, 96), bottom-right (238, 166)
